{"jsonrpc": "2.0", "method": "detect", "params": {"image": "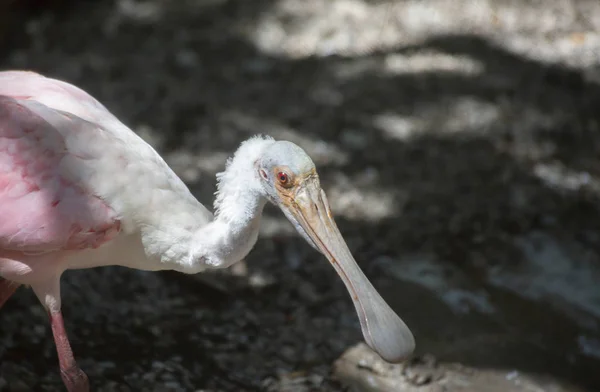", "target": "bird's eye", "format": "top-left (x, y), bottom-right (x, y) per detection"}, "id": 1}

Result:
top-left (274, 167), bottom-right (294, 188)
top-left (277, 172), bottom-right (289, 184)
